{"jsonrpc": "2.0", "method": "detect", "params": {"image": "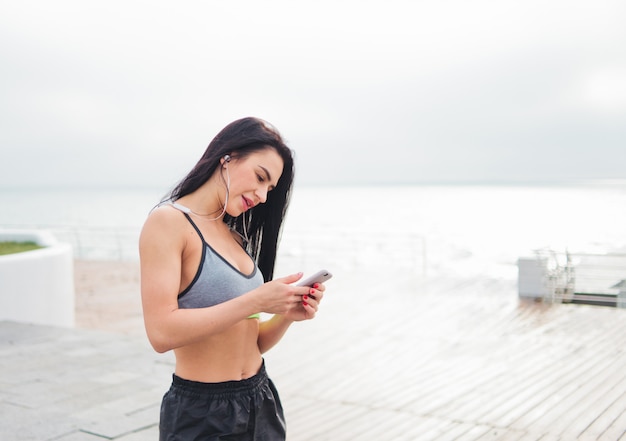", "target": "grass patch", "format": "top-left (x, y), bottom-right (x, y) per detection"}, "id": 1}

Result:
top-left (0, 241), bottom-right (44, 256)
